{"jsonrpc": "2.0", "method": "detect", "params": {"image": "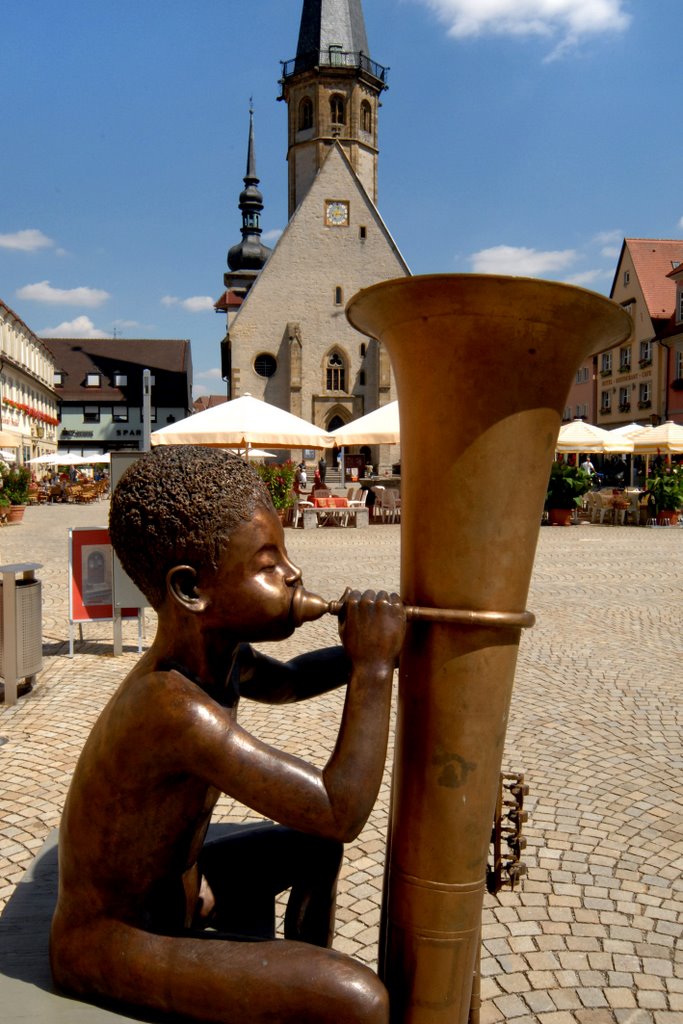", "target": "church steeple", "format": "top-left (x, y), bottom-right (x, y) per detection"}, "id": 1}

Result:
top-left (224, 105), bottom-right (272, 290)
top-left (279, 0), bottom-right (388, 217)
